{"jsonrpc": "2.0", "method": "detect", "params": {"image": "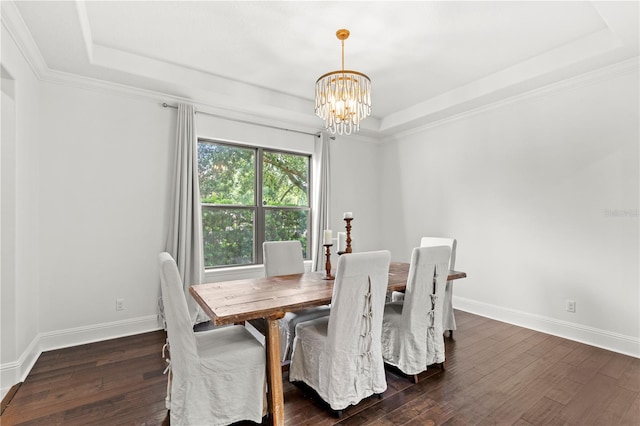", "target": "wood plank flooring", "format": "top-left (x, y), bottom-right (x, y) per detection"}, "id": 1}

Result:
top-left (1, 311), bottom-right (638, 425)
